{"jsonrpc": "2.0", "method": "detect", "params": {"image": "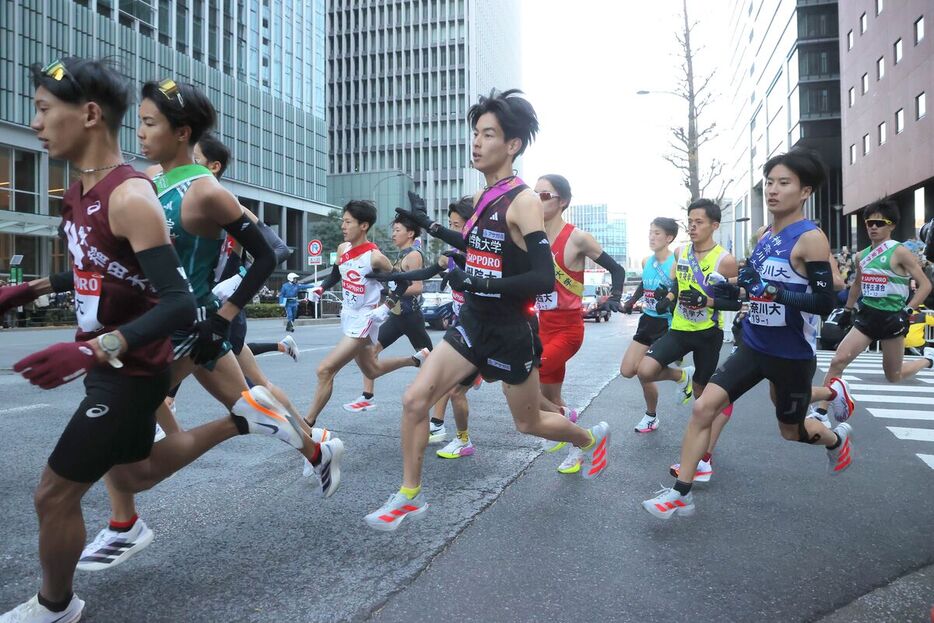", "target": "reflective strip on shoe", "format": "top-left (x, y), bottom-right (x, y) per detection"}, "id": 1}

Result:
top-left (379, 504), bottom-right (421, 523)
